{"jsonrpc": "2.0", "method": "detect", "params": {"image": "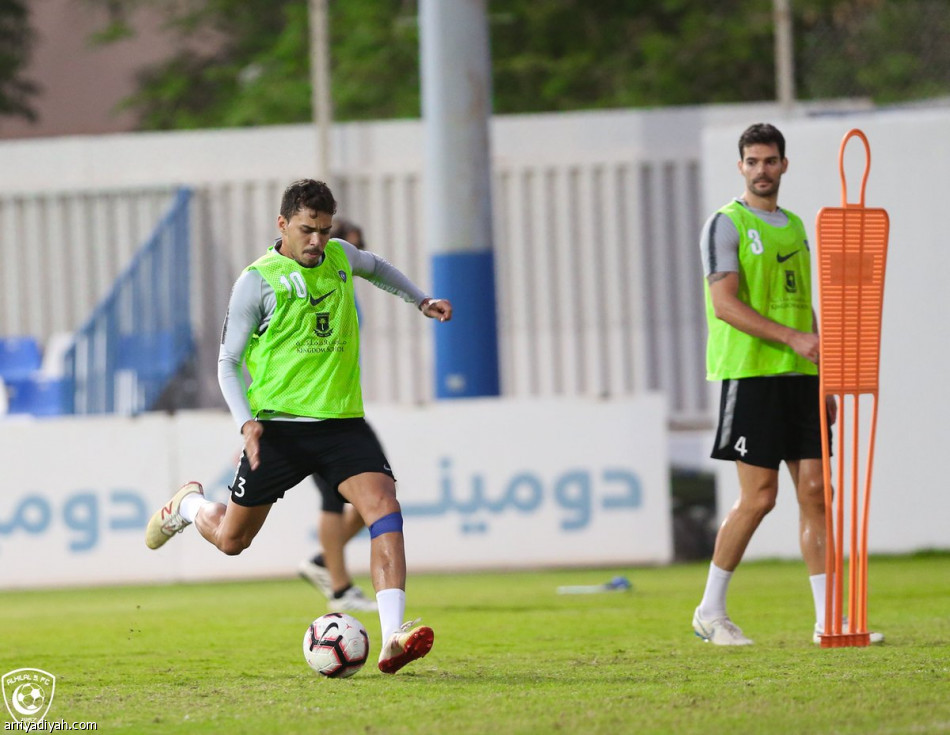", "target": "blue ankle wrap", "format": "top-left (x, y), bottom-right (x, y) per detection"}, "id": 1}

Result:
top-left (369, 511), bottom-right (403, 538)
